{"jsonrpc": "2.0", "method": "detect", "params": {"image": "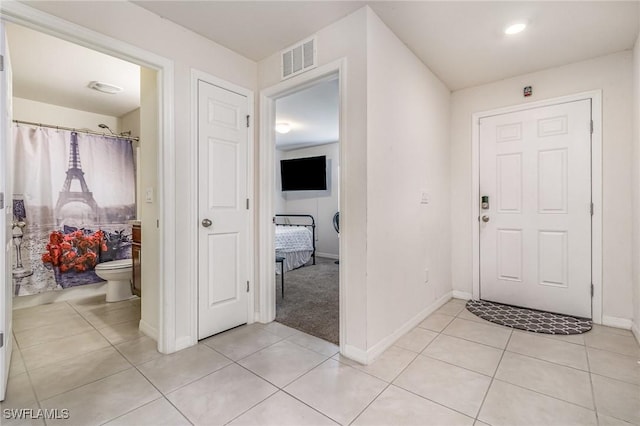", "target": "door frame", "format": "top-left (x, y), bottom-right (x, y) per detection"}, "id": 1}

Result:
top-left (0, 20), bottom-right (13, 401)
top-left (258, 59), bottom-right (346, 352)
top-left (471, 90), bottom-right (603, 323)
top-left (189, 69), bottom-right (255, 341)
top-left (1, 3), bottom-right (180, 352)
